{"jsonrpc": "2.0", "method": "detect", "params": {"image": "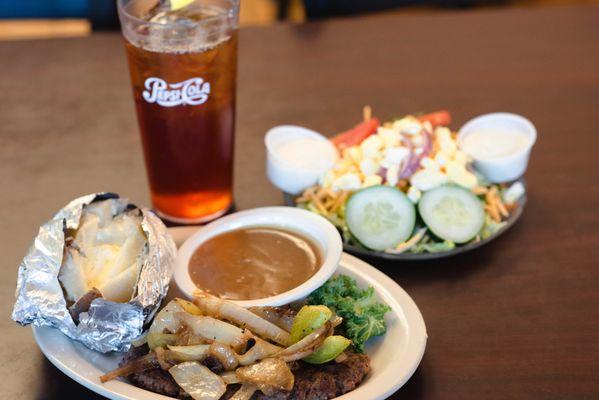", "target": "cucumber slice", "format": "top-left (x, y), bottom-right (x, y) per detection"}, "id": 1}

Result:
top-left (346, 186), bottom-right (416, 251)
top-left (418, 185), bottom-right (485, 244)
